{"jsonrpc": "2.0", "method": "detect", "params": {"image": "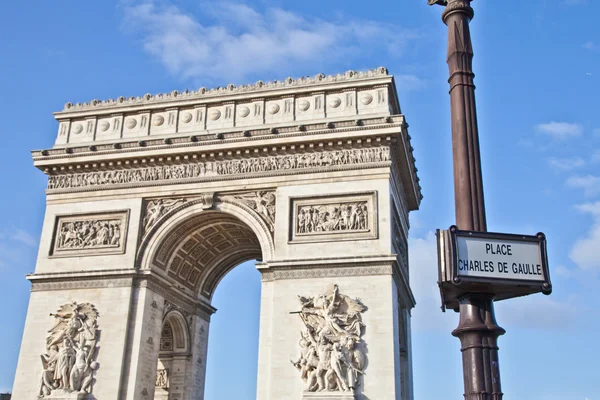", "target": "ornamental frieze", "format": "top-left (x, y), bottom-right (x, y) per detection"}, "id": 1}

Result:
top-left (46, 147), bottom-right (391, 191)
